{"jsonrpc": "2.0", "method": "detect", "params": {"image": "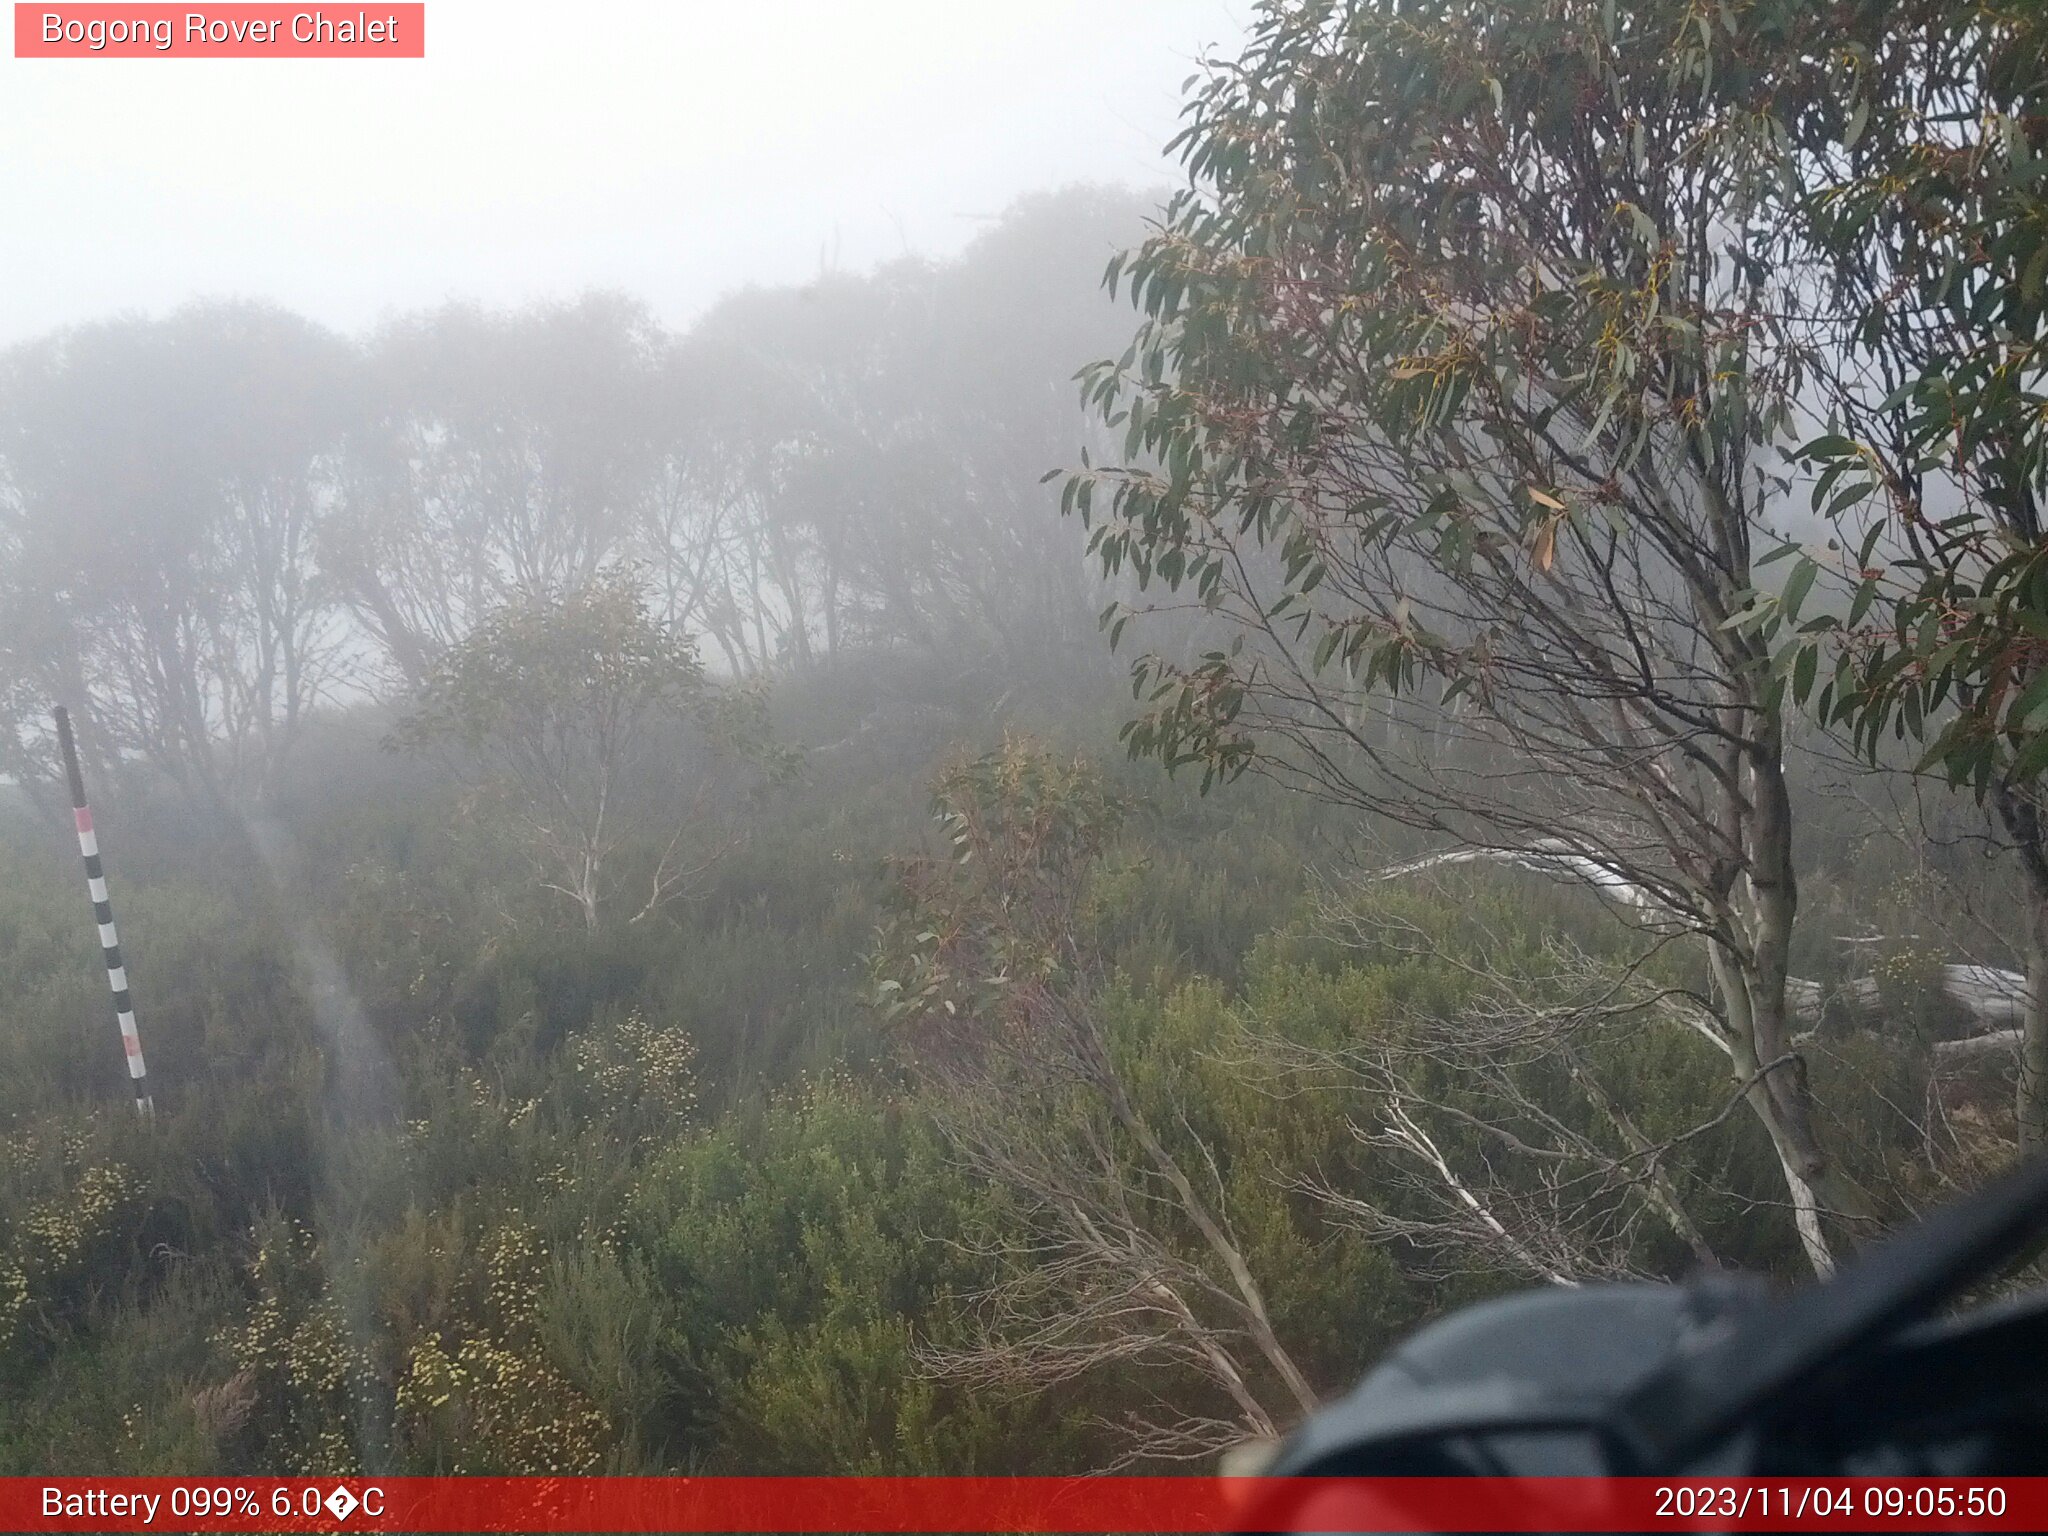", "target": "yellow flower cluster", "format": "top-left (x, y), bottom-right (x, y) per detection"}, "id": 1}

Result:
top-left (1, 1160), bottom-right (137, 1351)
top-left (395, 1328), bottom-right (607, 1473)
top-left (222, 1220), bottom-right (367, 1474)
top-left (1875, 945), bottom-right (1943, 986)
top-left (0, 1127), bottom-right (33, 1174)
top-left (460, 1069), bottom-right (541, 1126)
top-left (482, 1222), bottom-right (545, 1320)
top-left (569, 1011), bottom-right (696, 1125)
top-left (18, 1163), bottom-right (135, 1258)
top-left (0, 1257), bottom-right (25, 1345)
top-left (392, 1223), bottom-right (609, 1473)
top-left (1874, 943), bottom-right (1946, 1014)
